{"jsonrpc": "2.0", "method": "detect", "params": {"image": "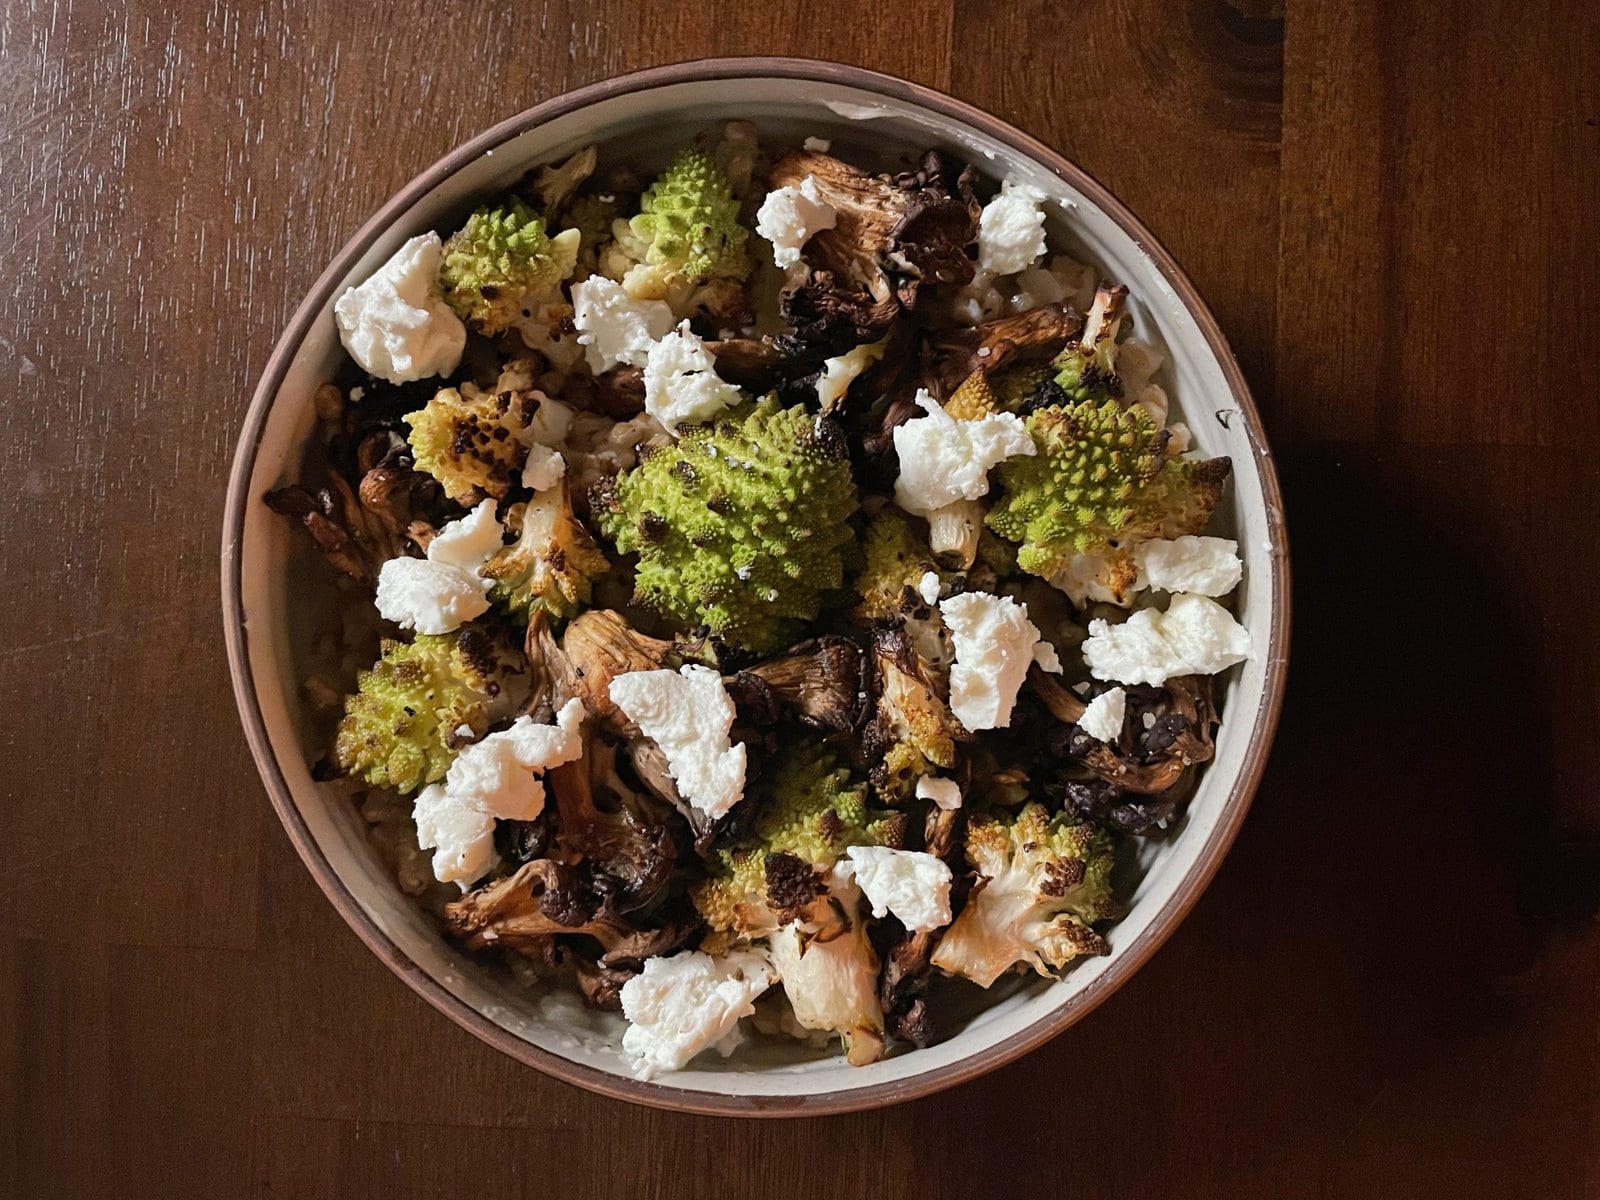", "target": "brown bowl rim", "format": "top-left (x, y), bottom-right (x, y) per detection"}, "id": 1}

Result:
top-left (221, 56), bottom-right (1291, 1118)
